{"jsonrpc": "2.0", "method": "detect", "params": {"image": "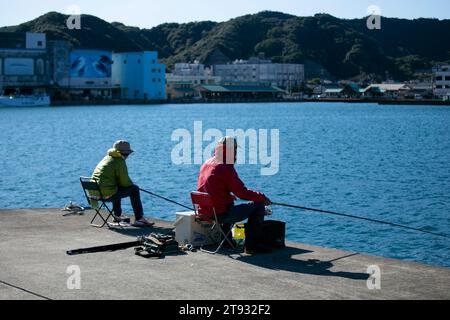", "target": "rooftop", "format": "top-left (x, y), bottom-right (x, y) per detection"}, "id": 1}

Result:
top-left (366, 84), bottom-right (409, 91)
top-left (199, 84), bottom-right (285, 93)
